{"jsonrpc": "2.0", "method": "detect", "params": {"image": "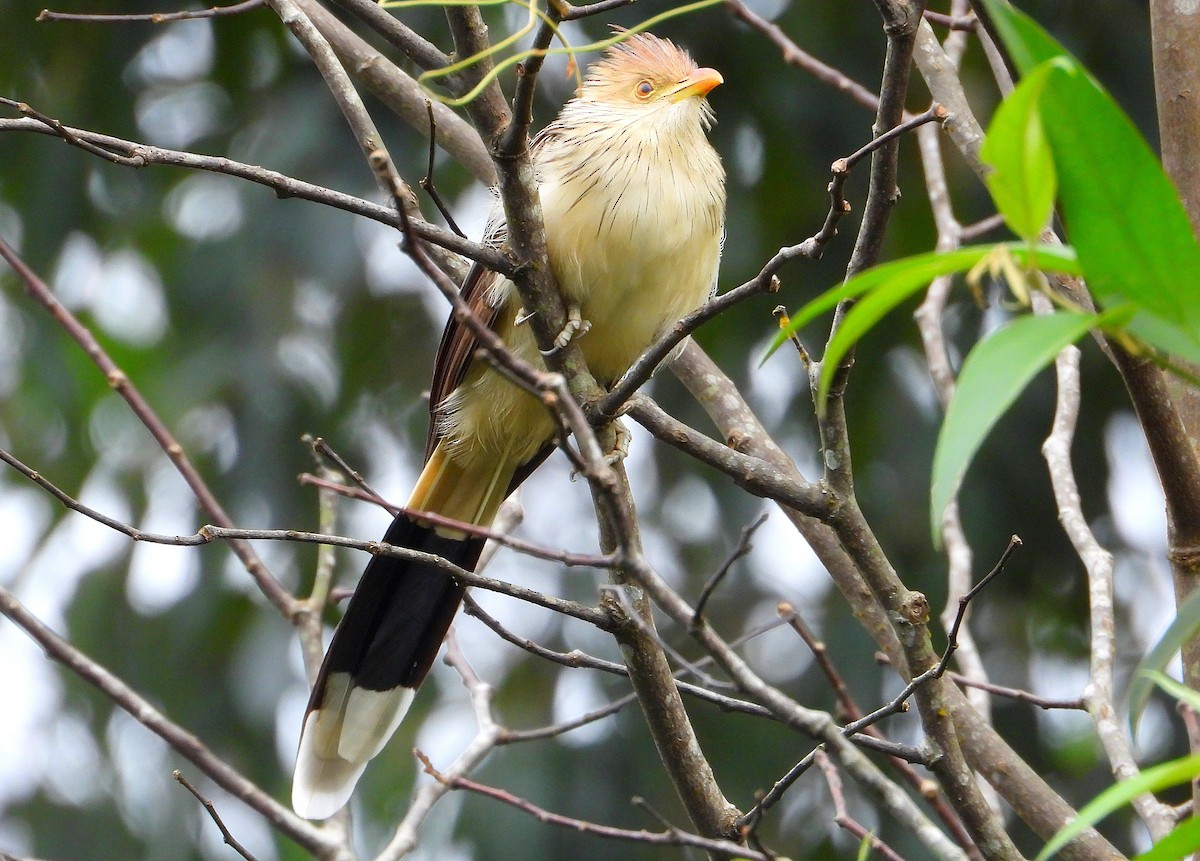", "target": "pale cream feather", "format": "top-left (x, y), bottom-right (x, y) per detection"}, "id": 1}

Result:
top-left (438, 37), bottom-right (725, 472)
top-left (293, 33), bottom-right (725, 821)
